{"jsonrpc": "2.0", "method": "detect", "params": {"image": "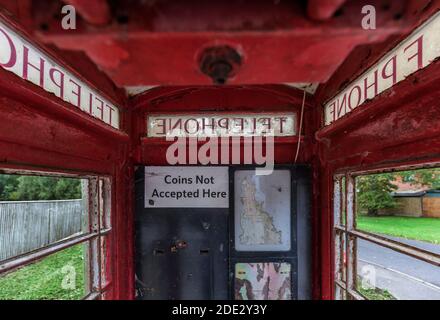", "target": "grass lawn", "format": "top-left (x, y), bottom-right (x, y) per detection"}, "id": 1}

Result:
top-left (357, 216), bottom-right (440, 244)
top-left (358, 286), bottom-right (396, 300)
top-left (0, 244), bottom-right (86, 300)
